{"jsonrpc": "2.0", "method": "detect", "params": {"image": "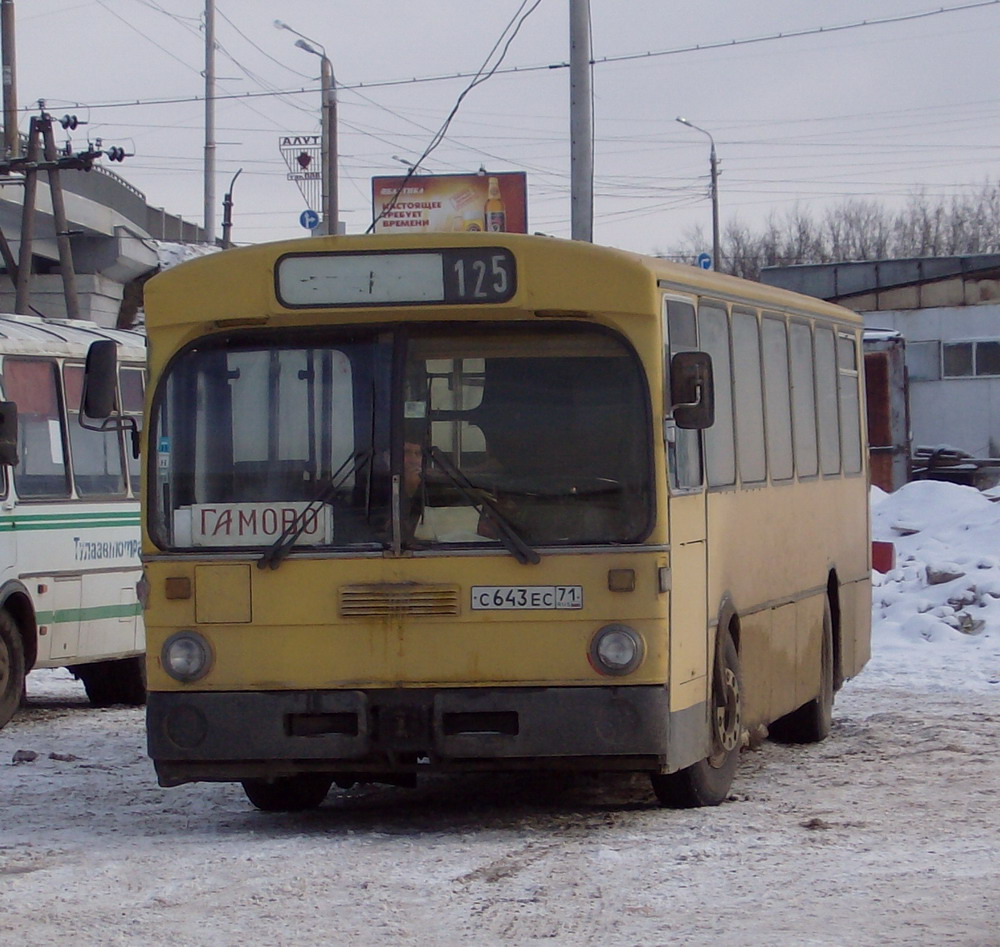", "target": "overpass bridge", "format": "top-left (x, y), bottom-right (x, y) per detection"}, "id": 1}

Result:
top-left (0, 161), bottom-right (204, 327)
